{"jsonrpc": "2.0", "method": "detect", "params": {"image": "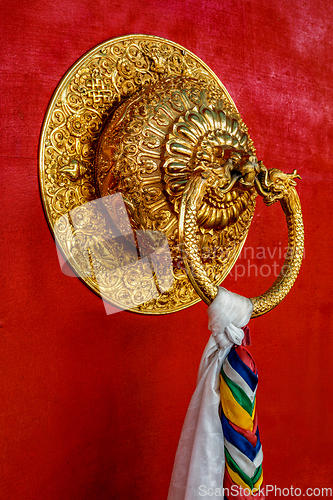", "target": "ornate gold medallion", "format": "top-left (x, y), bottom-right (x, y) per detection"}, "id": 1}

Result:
top-left (39, 35), bottom-right (304, 315)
